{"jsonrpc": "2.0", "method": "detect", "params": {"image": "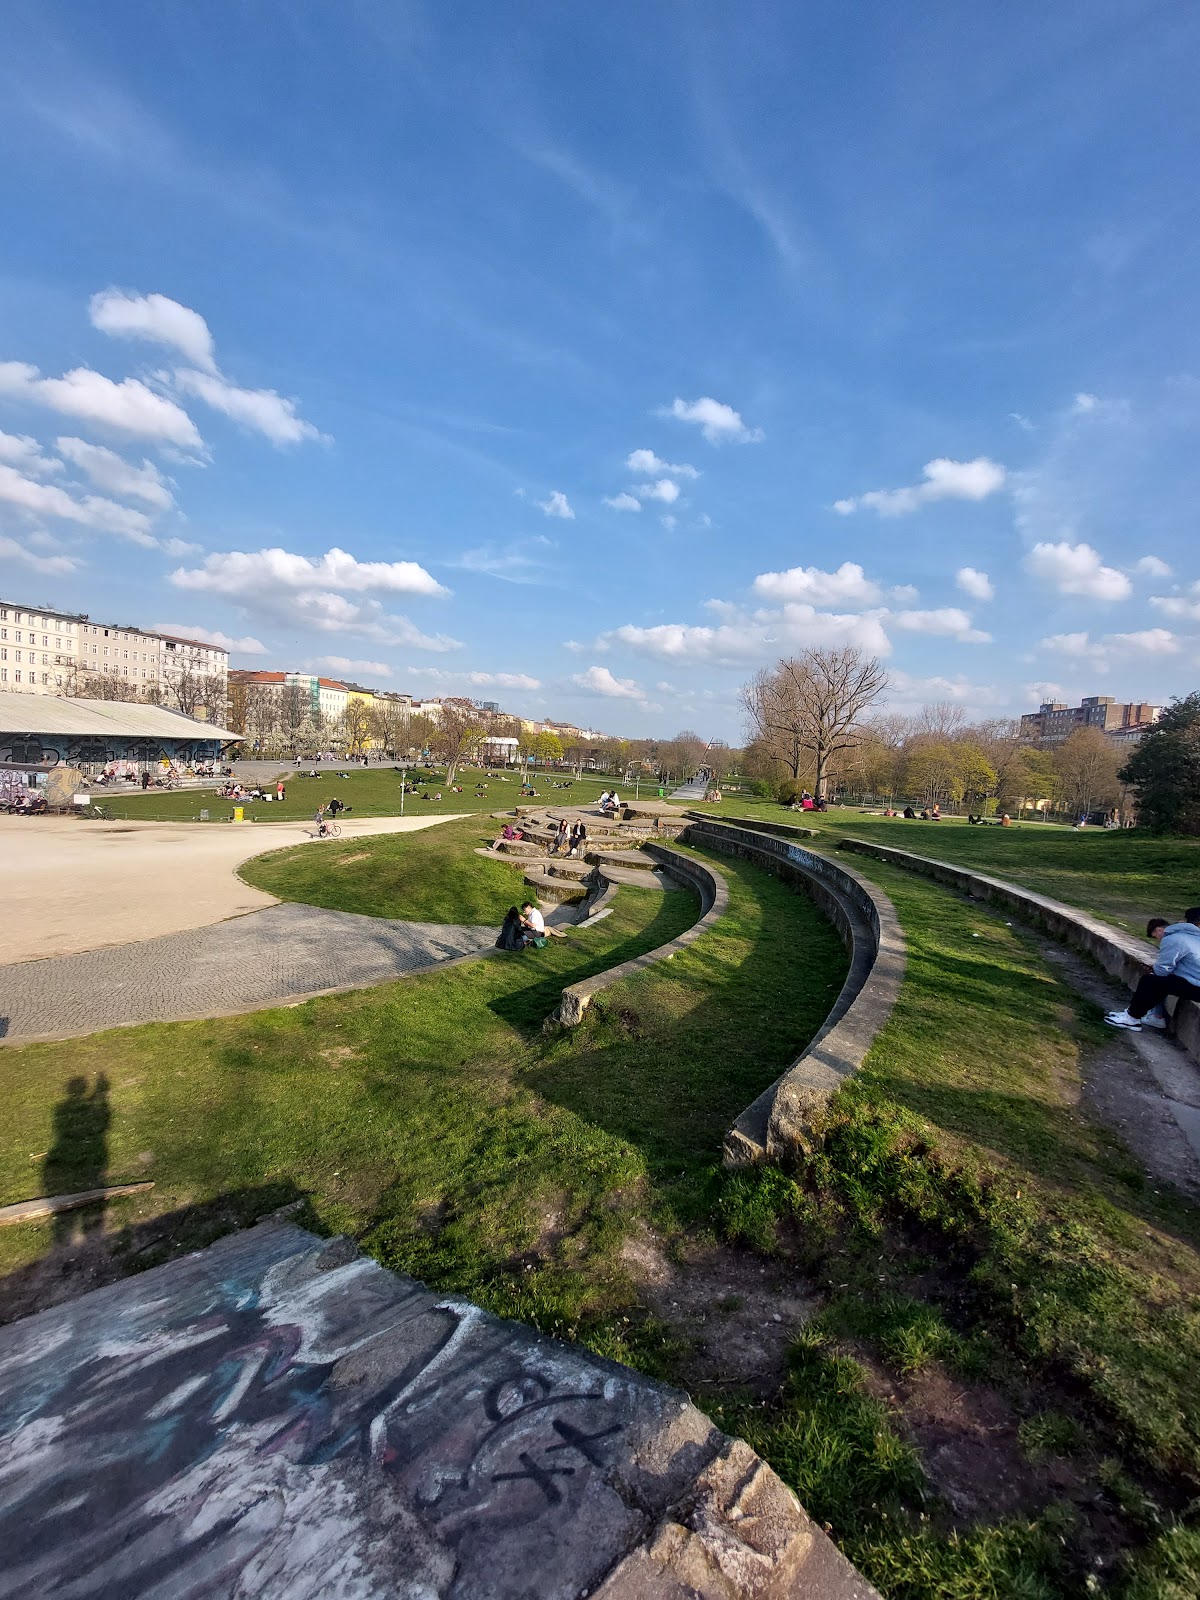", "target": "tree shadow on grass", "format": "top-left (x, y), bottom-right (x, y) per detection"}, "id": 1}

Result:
top-left (0, 1183), bottom-right (310, 1330)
